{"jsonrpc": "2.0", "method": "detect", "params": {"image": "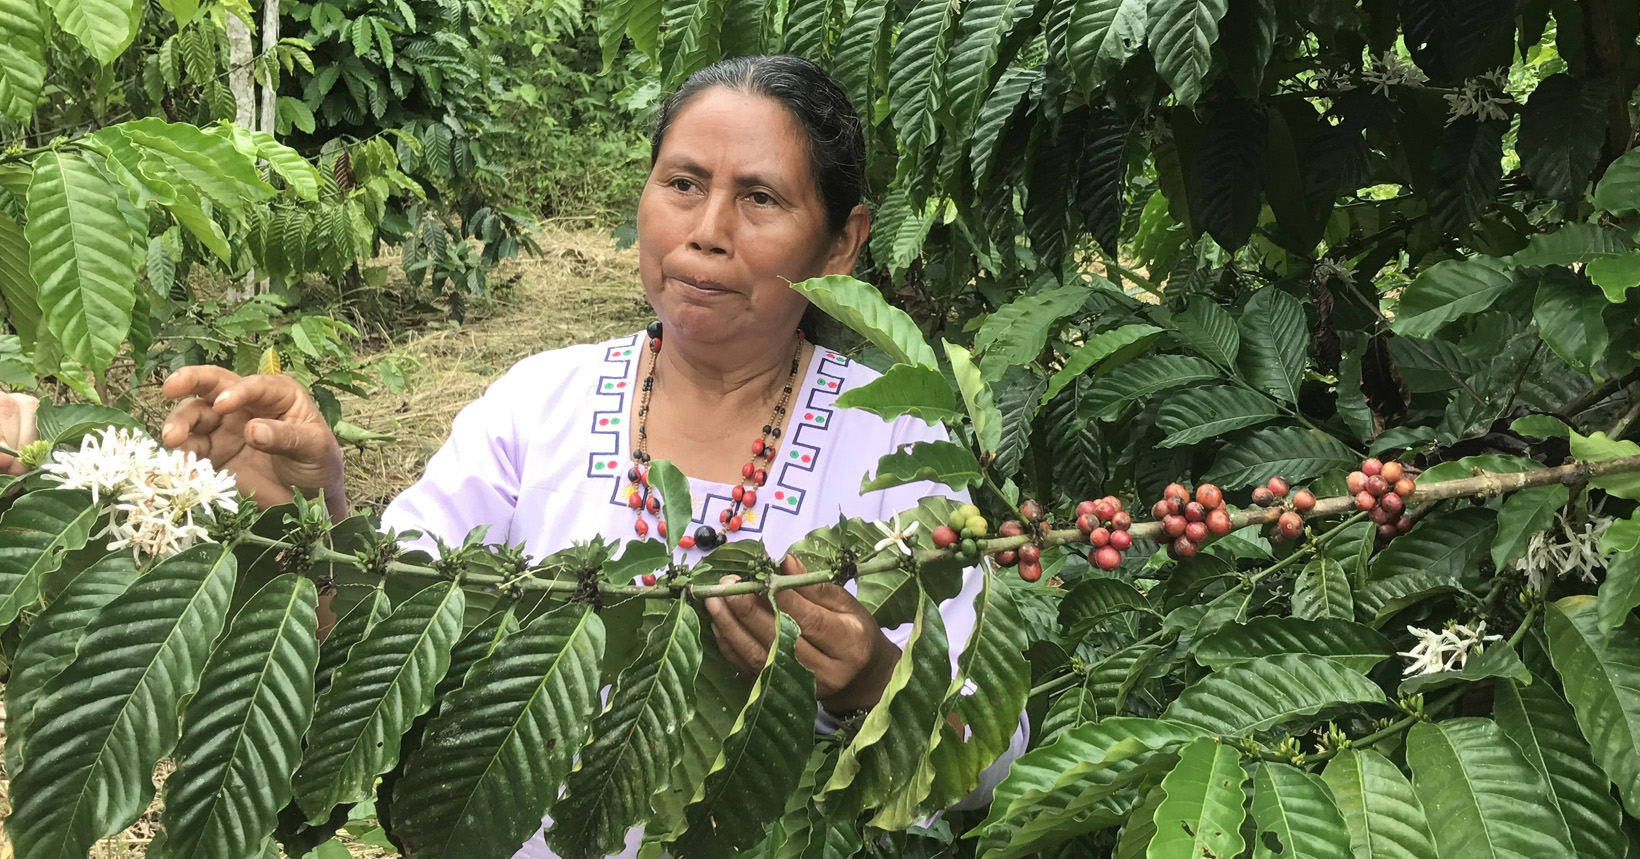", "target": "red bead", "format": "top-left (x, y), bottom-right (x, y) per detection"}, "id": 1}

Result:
top-left (627, 494), bottom-right (641, 509)
top-left (634, 519), bottom-right (648, 536)
top-left (720, 509), bottom-right (730, 524)
top-left (732, 485), bottom-right (745, 503)
top-left (752, 439), bottom-right (765, 455)
top-left (727, 515), bottom-right (742, 532)
top-left (753, 469), bottom-right (767, 486)
top-left (646, 496), bottom-right (660, 514)
top-left (659, 520), bottom-right (668, 537)
top-left (742, 462), bottom-right (755, 479)
top-left (638, 469), bottom-right (648, 487)
top-left (641, 574), bottom-right (657, 586)
top-left (679, 535), bottom-right (696, 549)
top-left (742, 489), bottom-right (756, 507)
top-left (649, 337), bottom-right (661, 352)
